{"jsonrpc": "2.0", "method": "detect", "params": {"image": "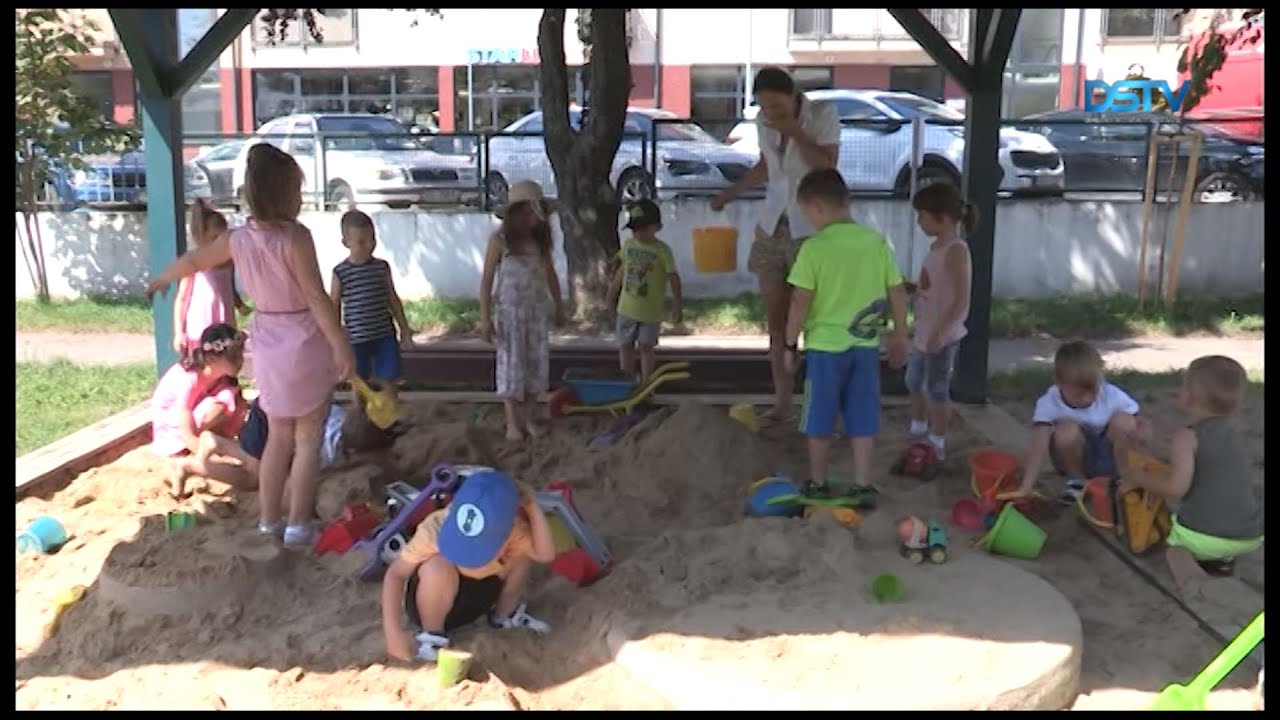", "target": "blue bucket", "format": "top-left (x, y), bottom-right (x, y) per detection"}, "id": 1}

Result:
top-left (746, 476), bottom-right (802, 518)
top-left (17, 516), bottom-right (68, 554)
